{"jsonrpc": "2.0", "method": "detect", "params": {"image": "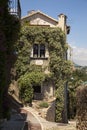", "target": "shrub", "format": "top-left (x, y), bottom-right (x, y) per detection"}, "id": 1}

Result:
top-left (18, 71), bottom-right (45, 104)
top-left (39, 101), bottom-right (49, 108)
top-left (76, 85), bottom-right (87, 130)
top-left (18, 74), bottom-right (33, 104)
